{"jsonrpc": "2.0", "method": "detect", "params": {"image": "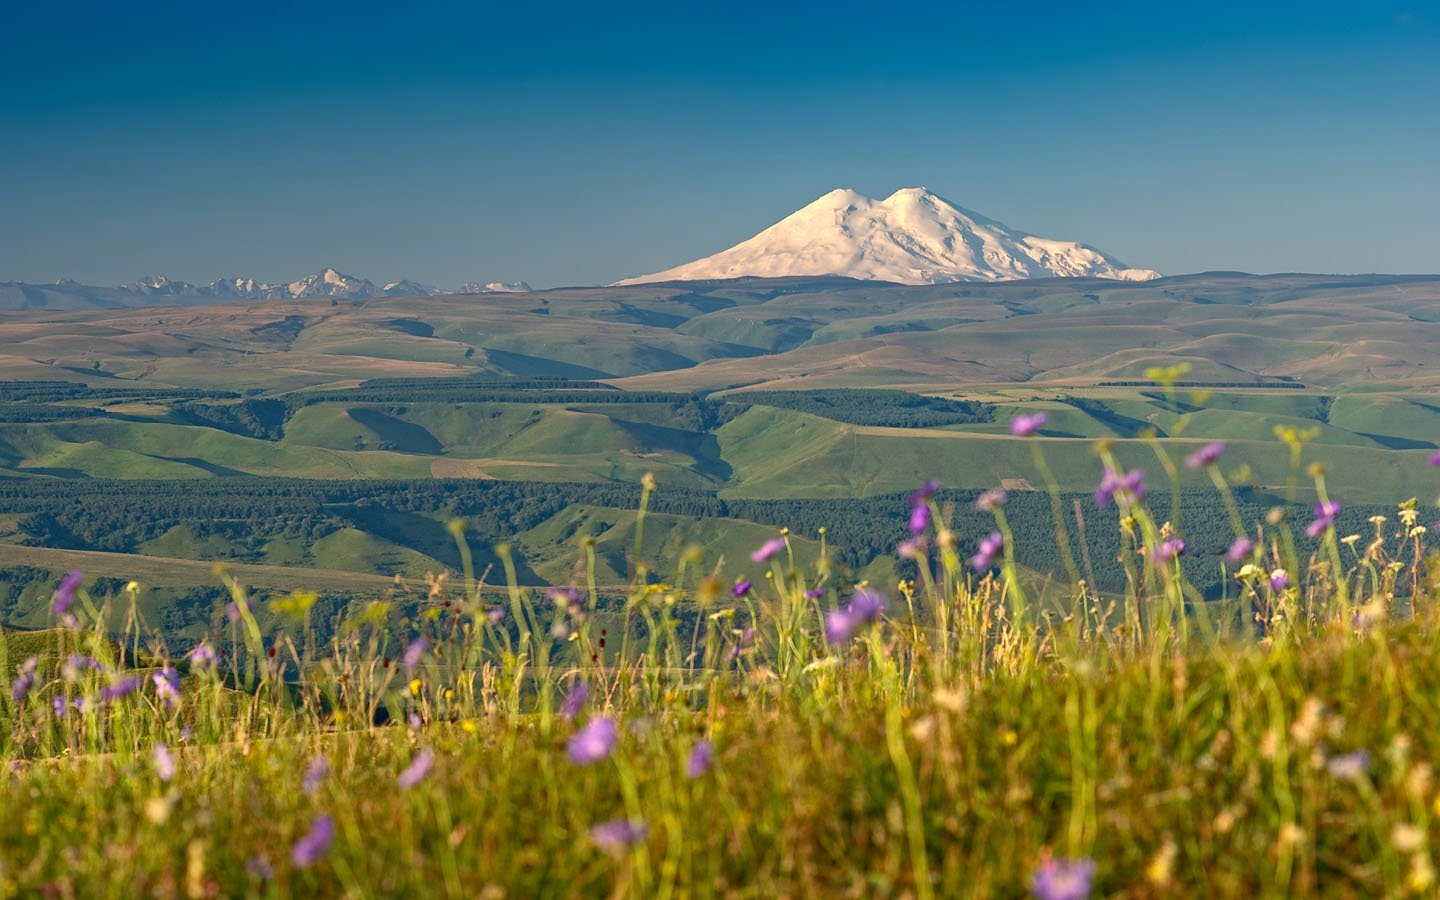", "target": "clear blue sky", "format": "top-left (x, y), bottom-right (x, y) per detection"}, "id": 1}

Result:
top-left (2, 0), bottom-right (1436, 287)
